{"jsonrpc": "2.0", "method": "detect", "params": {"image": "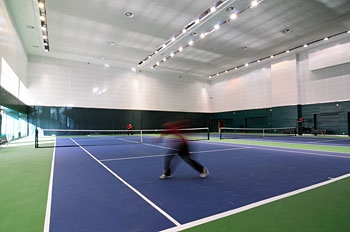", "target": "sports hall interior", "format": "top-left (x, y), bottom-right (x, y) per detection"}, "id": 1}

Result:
top-left (0, 0), bottom-right (349, 231)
